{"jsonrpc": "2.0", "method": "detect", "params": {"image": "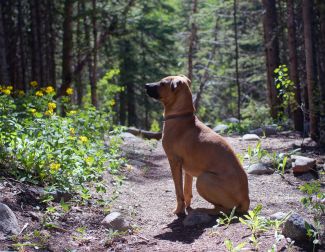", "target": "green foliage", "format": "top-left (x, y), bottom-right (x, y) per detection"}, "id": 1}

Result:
top-left (224, 239), bottom-right (247, 252)
top-left (216, 207), bottom-right (238, 228)
top-left (299, 181), bottom-right (324, 248)
top-left (245, 141), bottom-right (268, 164)
top-left (241, 100), bottom-right (273, 129)
top-left (149, 119), bottom-right (160, 132)
top-left (0, 83), bottom-right (125, 200)
top-left (274, 64), bottom-right (297, 119)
